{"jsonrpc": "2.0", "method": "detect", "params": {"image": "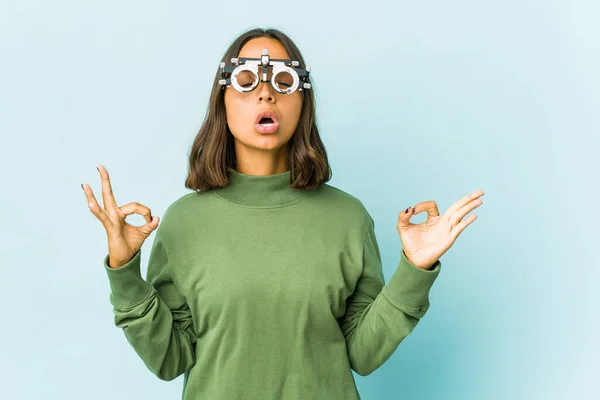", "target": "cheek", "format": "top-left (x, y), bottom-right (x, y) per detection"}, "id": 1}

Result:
top-left (289, 96), bottom-right (303, 121)
top-left (280, 98), bottom-right (303, 135)
top-left (281, 94), bottom-right (302, 117)
top-left (225, 96), bottom-right (252, 128)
